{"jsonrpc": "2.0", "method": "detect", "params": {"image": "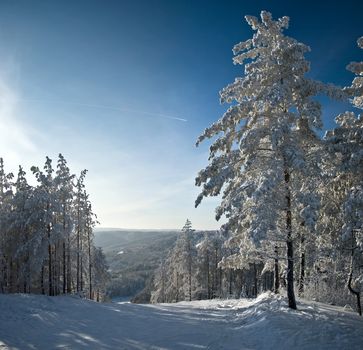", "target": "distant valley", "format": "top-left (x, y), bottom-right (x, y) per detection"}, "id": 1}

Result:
top-left (94, 229), bottom-right (179, 300)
